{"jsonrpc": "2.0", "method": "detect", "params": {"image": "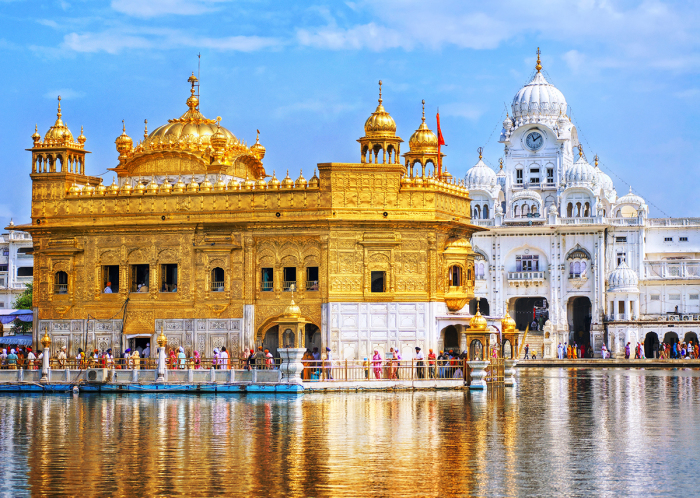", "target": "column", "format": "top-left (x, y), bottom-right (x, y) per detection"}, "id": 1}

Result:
top-left (633, 300), bottom-right (639, 320)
